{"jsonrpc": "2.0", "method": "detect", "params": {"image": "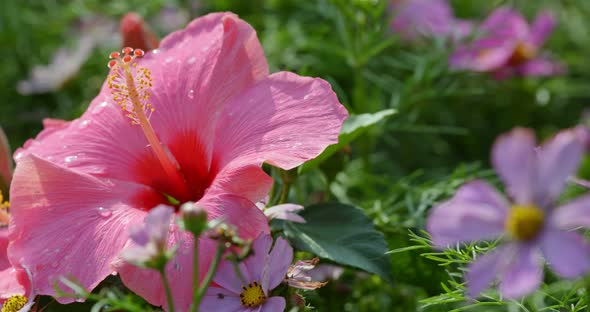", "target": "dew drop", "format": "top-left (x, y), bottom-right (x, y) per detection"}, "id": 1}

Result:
top-left (79, 119), bottom-right (91, 129)
top-left (14, 152), bottom-right (23, 160)
top-left (152, 49), bottom-right (160, 54)
top-left (64, 155), bottom-right (78, 164)
top-left (97, 207), bottom-right (112, 218)
top-left (188, 89), bottom-right (195, 99)
top-left (304, 94), bottom-right (312, 100)
top-left (92, 101), bottom-right (110, 114)
top-left (187, 56), bottom-right (196, 64)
